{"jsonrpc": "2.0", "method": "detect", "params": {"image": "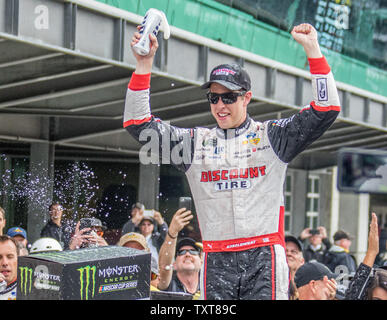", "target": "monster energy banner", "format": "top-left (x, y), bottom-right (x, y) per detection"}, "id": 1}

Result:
top-left (17, 246), bottom-right (151, 300)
